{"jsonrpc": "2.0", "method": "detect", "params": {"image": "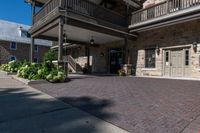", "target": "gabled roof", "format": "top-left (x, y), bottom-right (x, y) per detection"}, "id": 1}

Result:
top-left (0, 19), bottom-right (52, 47)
